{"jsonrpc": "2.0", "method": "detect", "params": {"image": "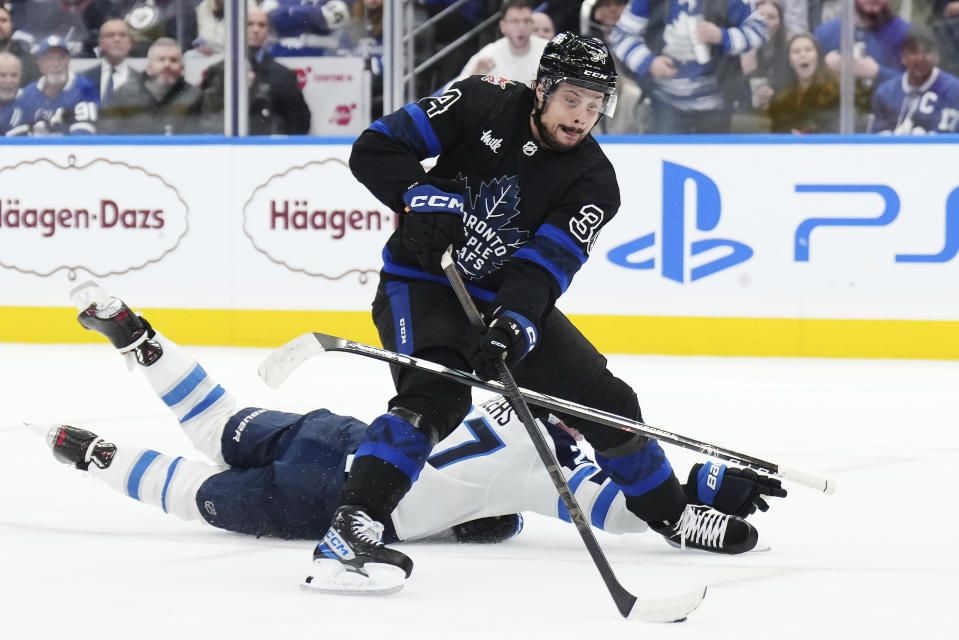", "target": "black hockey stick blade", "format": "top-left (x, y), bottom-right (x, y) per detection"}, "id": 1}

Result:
top-left (258, 332), bottom-right (835, 494)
